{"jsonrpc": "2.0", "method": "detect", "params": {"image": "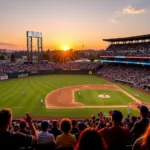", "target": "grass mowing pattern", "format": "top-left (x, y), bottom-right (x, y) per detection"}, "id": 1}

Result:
top-left (75, 90), bottom-right (134, 105)
top-left (0, 75), bottom-right (148, 117)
